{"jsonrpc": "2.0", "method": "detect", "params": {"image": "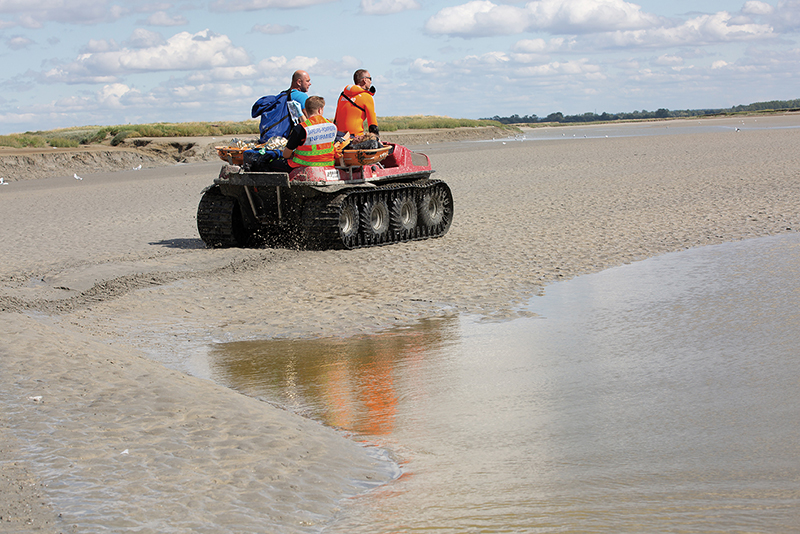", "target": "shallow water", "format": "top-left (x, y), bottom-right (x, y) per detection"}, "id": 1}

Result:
top-left (481, 115), bottom-right (800, 142)
top-left (205, 233), bottom-right (800, 532)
